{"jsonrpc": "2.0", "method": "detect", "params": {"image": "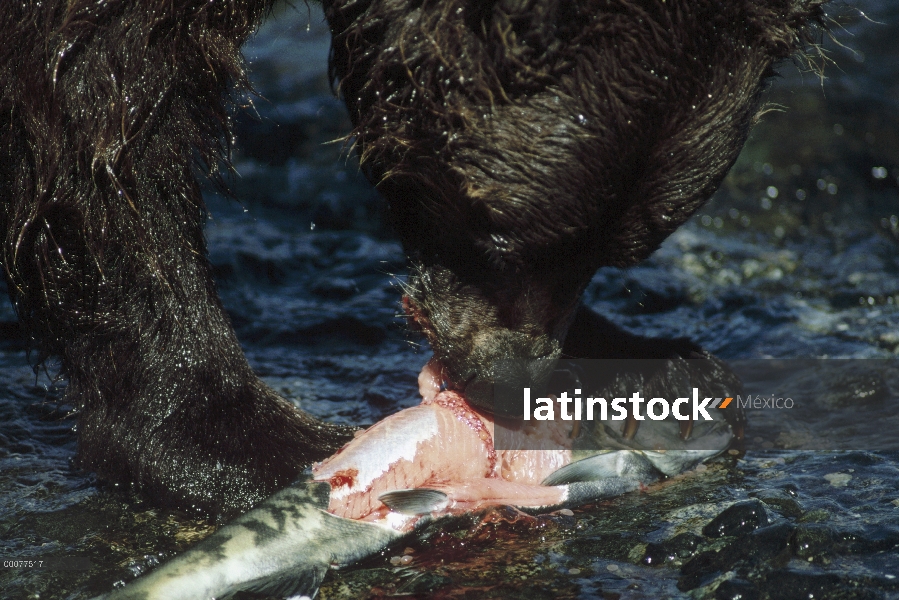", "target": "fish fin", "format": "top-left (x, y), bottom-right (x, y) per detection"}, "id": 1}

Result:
top-left (379, 489), bottom-right (449, 515)
top-left (640, 449), bottom-right (721, 477)
top-left (231, 563), bottom-right (327, 600)
top-left (542, 450), bottom-right (661, 486)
